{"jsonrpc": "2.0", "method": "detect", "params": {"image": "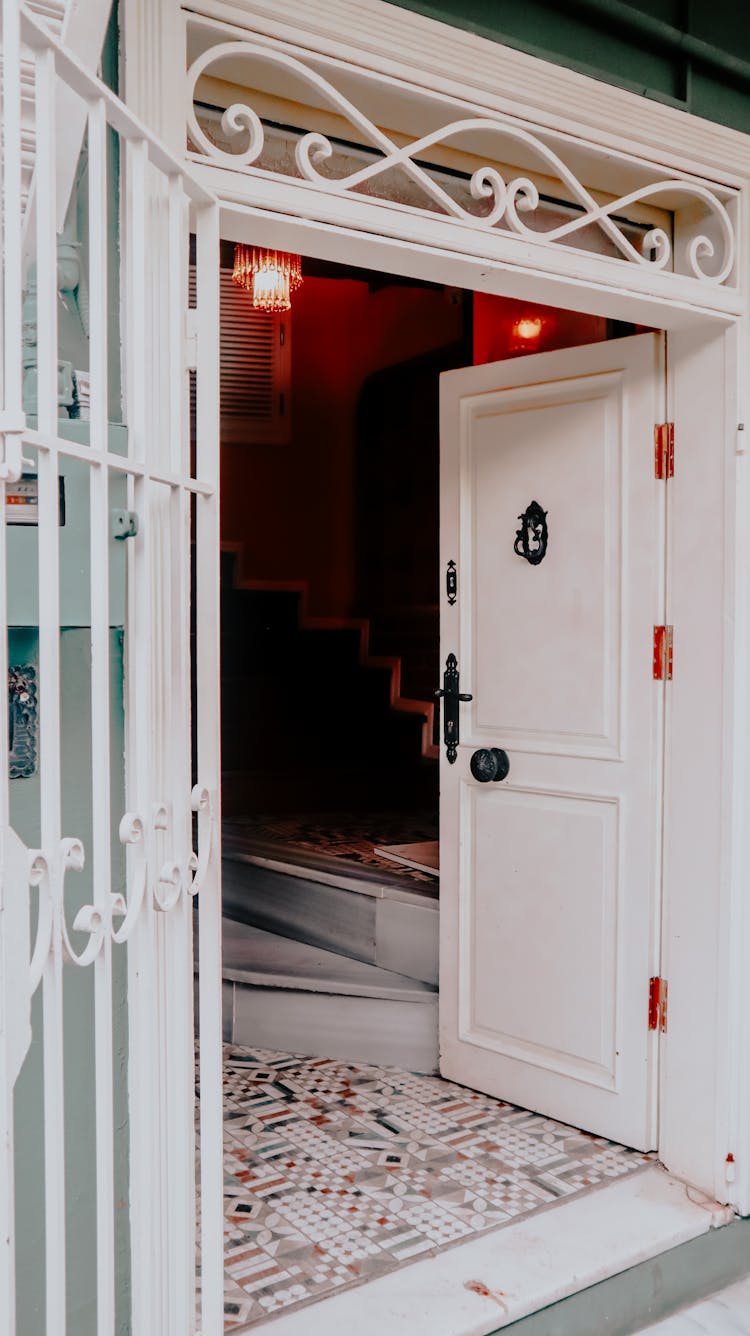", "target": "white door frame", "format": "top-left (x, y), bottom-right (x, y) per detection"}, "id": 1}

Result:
top-left (123, 0), bottom-right (750, 1214)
